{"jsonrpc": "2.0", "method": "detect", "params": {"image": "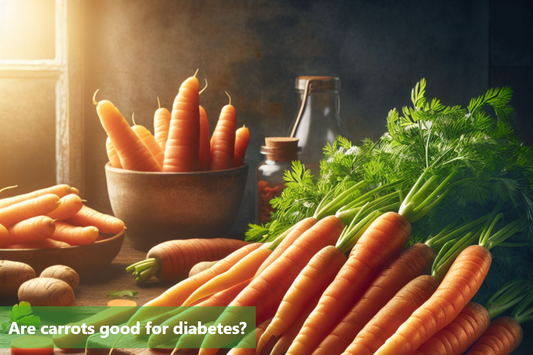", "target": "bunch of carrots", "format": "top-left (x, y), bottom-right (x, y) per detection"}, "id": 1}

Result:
top-left (0, 184), bottom-right (125, 249)
top-left (112, 172), bottom-right (529, 355)
top-left (97, 70), bottom-right (251, 172)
